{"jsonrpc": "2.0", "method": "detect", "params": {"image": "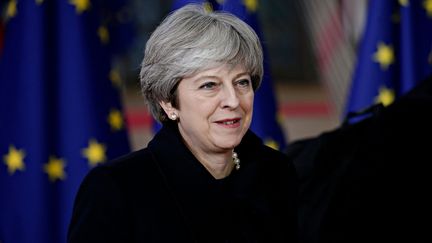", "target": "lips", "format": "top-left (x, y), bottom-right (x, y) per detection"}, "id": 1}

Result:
top-left (215, 118), bottom-right (241, 128)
